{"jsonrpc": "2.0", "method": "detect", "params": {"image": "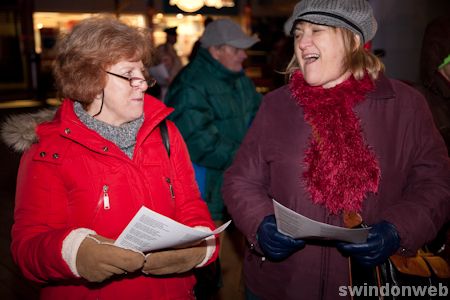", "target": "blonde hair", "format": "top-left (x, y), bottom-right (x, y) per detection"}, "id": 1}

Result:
top-left (53, 16), bottom-right (152, 104)
top-left (285, 25), bottom-right (384, 81)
